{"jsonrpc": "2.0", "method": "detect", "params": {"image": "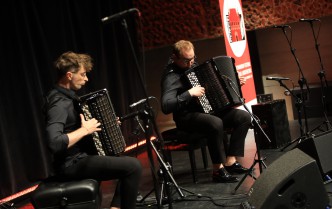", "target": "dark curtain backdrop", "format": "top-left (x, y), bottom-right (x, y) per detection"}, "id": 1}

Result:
top-left (0, 0), bottom-right (147, 199)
